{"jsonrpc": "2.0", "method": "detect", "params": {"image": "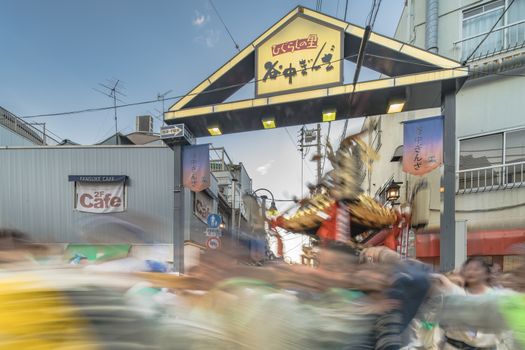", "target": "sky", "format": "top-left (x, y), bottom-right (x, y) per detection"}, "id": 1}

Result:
top-left (1, 0), bottom-right (405, 206)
